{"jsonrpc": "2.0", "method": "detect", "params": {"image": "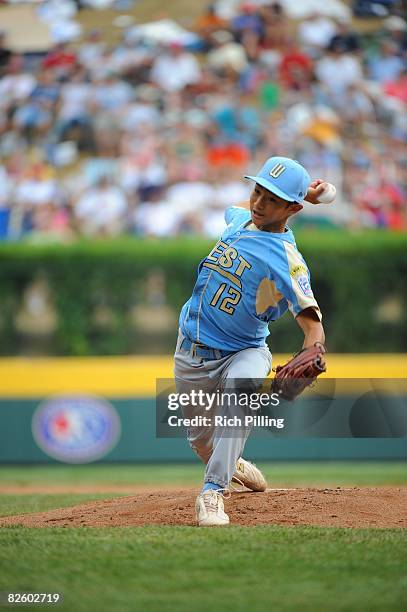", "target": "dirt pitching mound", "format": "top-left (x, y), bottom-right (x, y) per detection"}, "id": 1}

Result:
top-left (1, 487), bottom-right (405, 528)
